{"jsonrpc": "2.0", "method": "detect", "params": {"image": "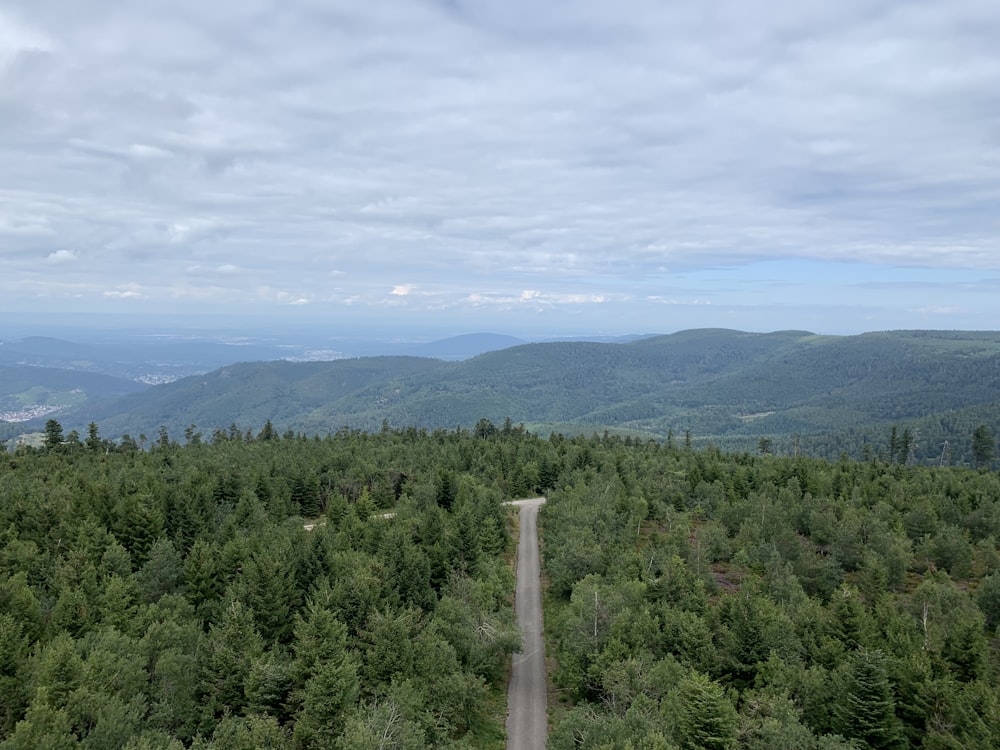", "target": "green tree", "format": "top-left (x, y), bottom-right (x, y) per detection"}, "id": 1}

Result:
top-left (136, 538), bottom-right (185, 603)
top-left (738, 689), bottom-right (818, 750)
top-left (232, 548), bottom-right (298, 643)
top-left (31, 632), bottom-right (84, 709)
top-left (199, 600), bottom-right (264, 721)
top-left (122, 732), bottom-right (185, 750)
top-left (976, 573), bottom-right (1000, 630)
top-left (292, 658), bottom-right (359, 748)
top-left (85, 422), bottom-right (103, 452)
top-left (146, 647), bottom-right (201, 743)
top-left (335, 699), bottom-right (425, 750)
top-left (436, 470), bottom-right (456, 511)
top-left (834, 649), bottom-right (904, 750)
top-left (257, 420), bottom-right (278, 442)
top-left (2, 688), bottom-right (78, 749)
top-left (899, 427), bottom-right (913, 465)
top-left (184, 540), bottom-right (221, 624)
top-left (44, 419), bottom-right (65, 450)
top-left (972, 424), bottom-right (995, 469)
top-left (0, 614), bottom-right (29, 736)
top-left (201, 713), bottom-right (290, 749)
top-left (674, 671), bottom-right (737, 750)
